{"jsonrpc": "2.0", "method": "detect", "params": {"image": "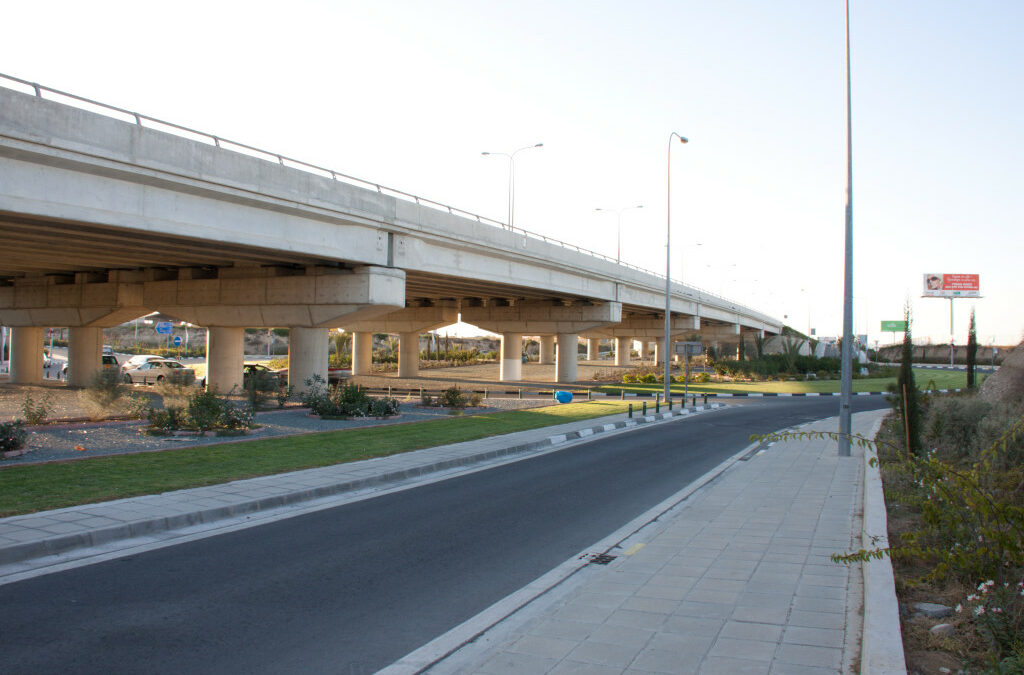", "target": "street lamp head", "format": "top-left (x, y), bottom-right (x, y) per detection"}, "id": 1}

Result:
top-left (678, 136), bottom-right (689, 144)
top-left (481, 151), bottom-right (491, 156)
top-left (534, 143), bottom-right (544, 148)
